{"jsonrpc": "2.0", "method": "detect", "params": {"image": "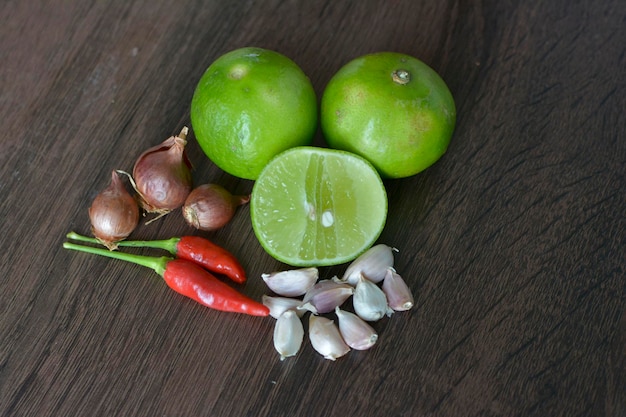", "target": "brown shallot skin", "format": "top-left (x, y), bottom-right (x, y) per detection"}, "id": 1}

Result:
top-left (133, 127), bottom-right (193, 213)
top-left (182, 184), bottom-right (250, 231)
top-left (89, 170), bottom-right (139, 250)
